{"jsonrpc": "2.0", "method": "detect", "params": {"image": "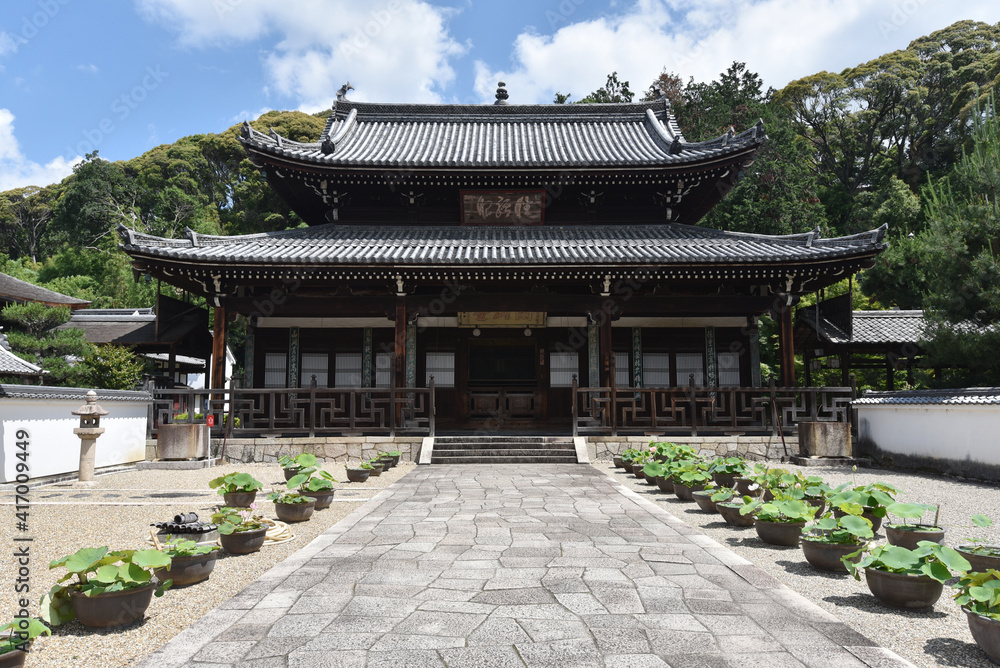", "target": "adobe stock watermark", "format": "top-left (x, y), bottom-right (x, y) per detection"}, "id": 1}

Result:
top-left (545, 0), bottom-right (586, 30)
top-left (64, 65), bottom-right (169, 162)
top-left (877, 0), bottom-right (930, 39)
top-left (4, 0), bottom-right (72, 52)
top-left (339, 1), bottom-right (405, 60)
